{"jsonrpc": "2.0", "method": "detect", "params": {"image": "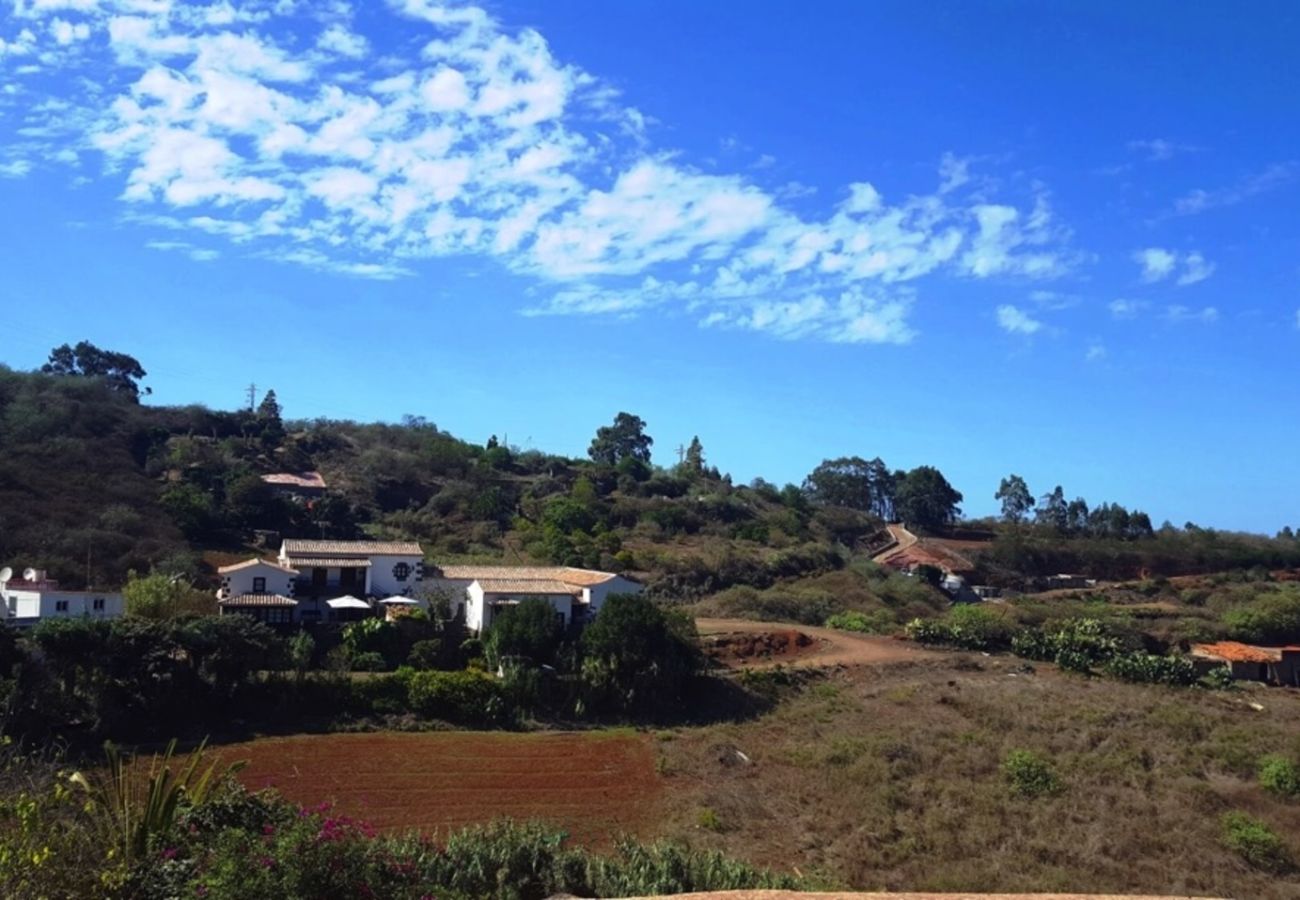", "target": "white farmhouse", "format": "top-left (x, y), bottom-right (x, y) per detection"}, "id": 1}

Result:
top-left (429, 566), bottom-right (642, 633)
top-left (0, 568), bottom-right (123, 627)
top-left (279, 539), bottom-right (425, 600)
